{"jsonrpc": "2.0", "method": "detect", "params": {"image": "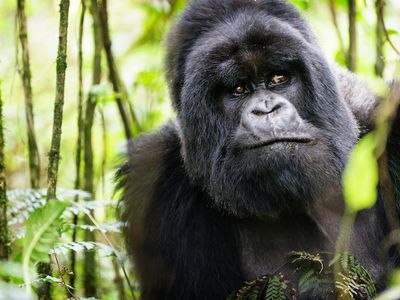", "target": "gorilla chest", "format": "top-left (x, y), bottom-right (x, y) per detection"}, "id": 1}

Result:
top-left (237, 211), bottom-right (384, 281)
top-left (237, 215), bottom-right (331, 279)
